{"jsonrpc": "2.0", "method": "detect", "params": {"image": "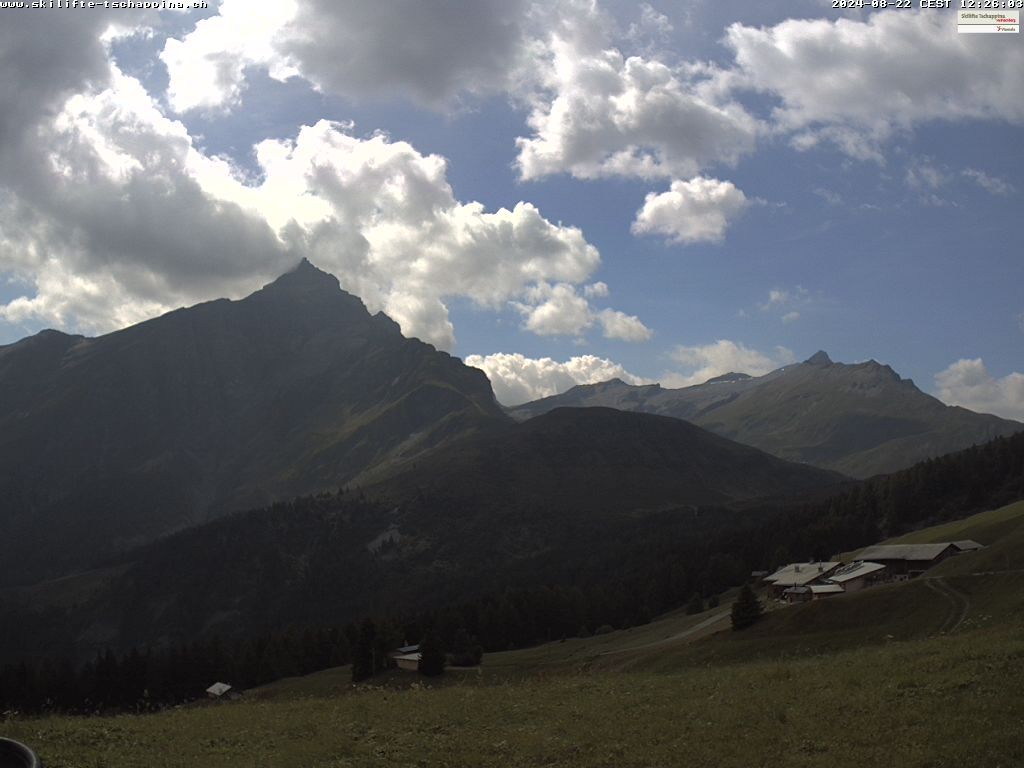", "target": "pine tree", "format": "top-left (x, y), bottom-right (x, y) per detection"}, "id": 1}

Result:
top-left (449, 627), bottom-right (483, 667)
top-left (731, 582), bottom-right (763, 631)
top-left (417, 629), bottom-right (446, 677)
top-left (351, 618), bottom-right (377, 683)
